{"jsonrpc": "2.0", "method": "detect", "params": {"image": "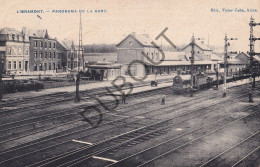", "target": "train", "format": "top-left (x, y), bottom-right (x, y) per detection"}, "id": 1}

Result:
top-left (172, 69), bottom-right (256, 94)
